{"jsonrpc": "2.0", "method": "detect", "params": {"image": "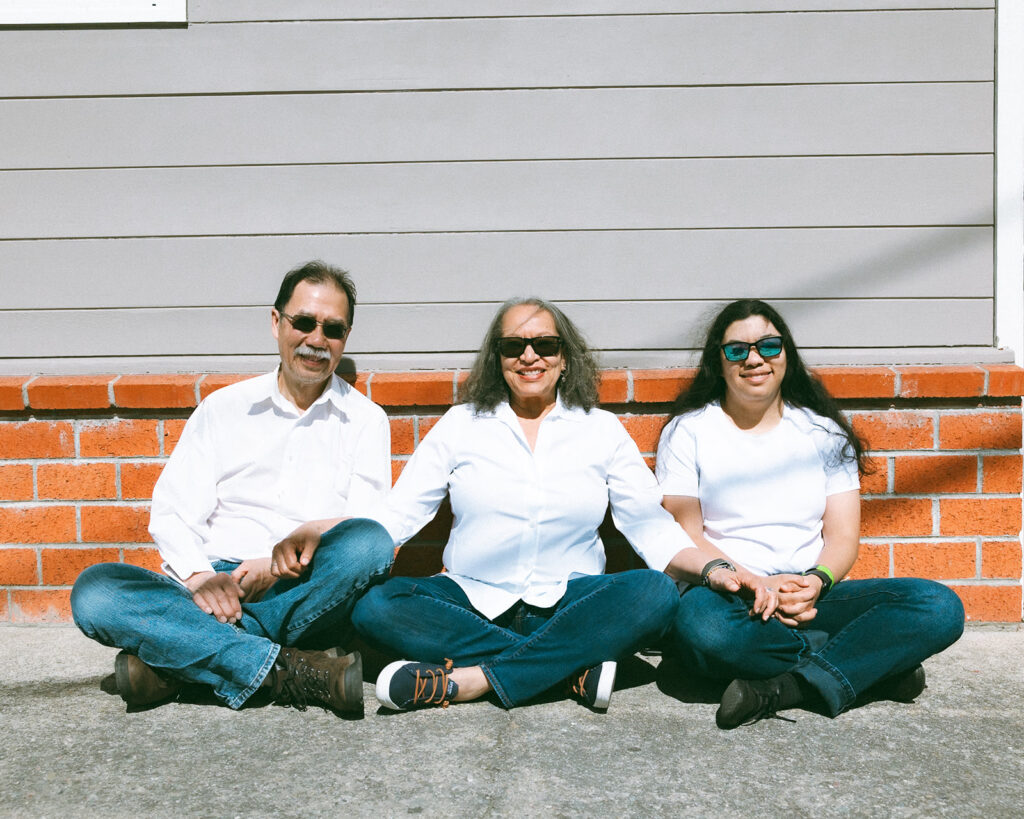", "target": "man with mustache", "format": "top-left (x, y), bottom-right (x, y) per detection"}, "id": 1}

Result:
top-left (71, 261), bottom-right (393, 715)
